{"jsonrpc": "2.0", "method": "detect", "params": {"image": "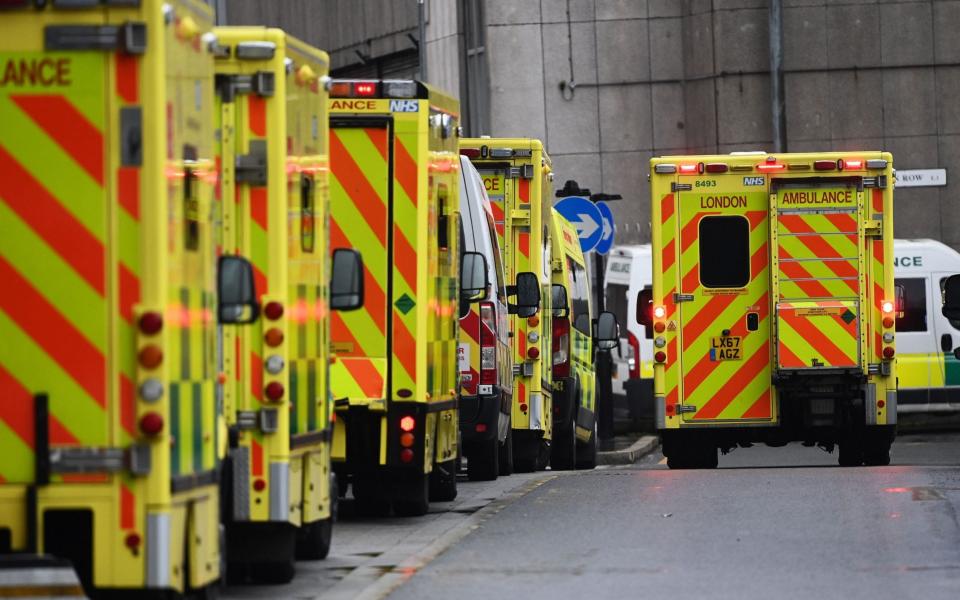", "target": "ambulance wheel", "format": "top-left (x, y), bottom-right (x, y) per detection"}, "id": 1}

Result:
top-left (863, 441), bottom-right (891, 466)
top-left (393, 473), bottom-right (430, 517)
top-left (250, 559), bottom-right (295, 585)
top-left (468, 438), bottom-right (499, 481)
top-left (838, 439), bottom-right (864, 467)
top-left (430, 458), bottom-right (459, 501)
top-left (499, 427), bottom-right (514, 475)
top-left (514, 437), bottom-right (538, 473)
top-left (575, 420), bottom-right (598, 470)
top-left (550, 415), bottom-right (577, 471)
